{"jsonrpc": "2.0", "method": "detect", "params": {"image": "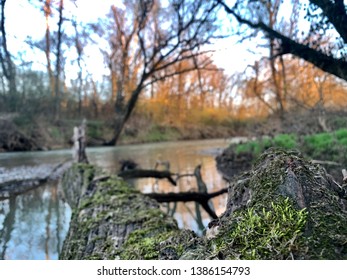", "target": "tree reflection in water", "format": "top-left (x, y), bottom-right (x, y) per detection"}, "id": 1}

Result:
top-left (0, 181), bottom-right (71, 260)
